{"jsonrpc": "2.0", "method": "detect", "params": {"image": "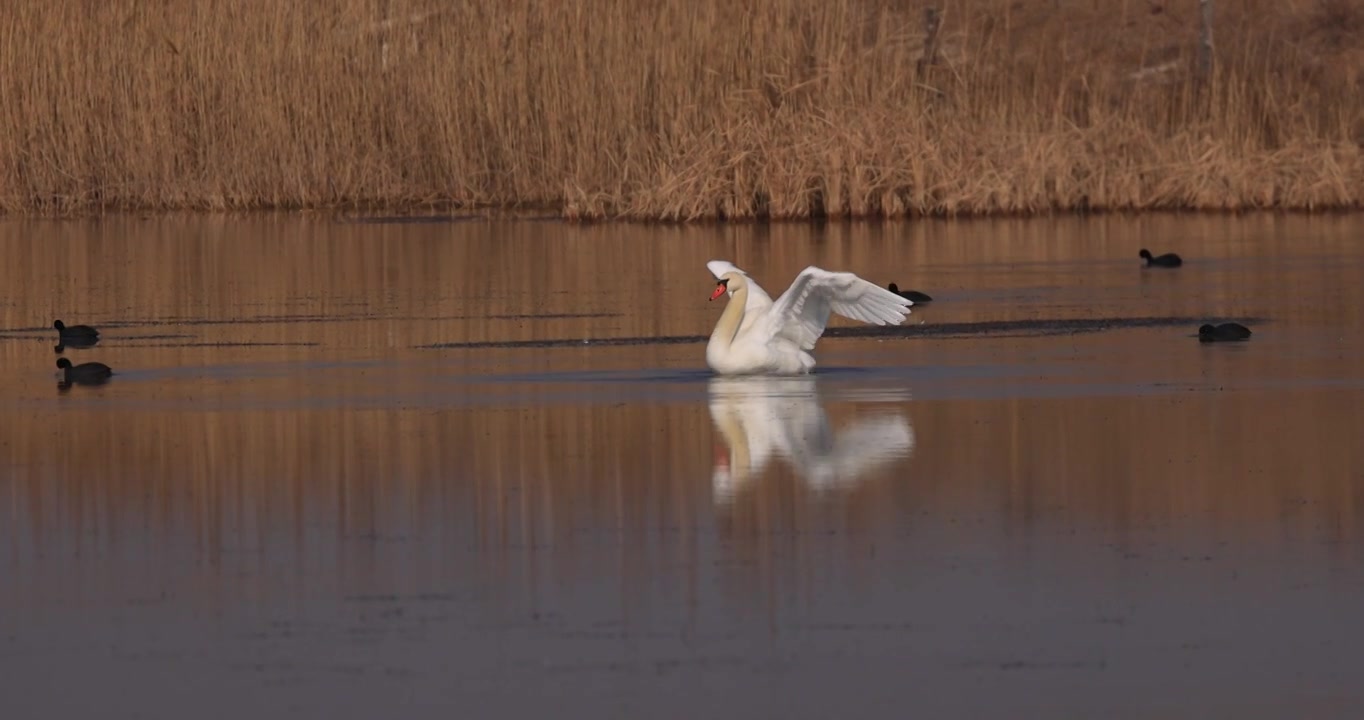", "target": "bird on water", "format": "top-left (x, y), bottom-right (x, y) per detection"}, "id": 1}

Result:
top-left (54, 319), bottom-right (100, 338)
top-left (56, 357), bottom-right (114, 386)
top-left (1139, 249), bottom-right (1182, 268)
top-left (53, 319), bottom-right (101, 353)
top-left (887, 283), bottom-right (933, 303)
top-left (1198, 323), bottom-right (1251, 343)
